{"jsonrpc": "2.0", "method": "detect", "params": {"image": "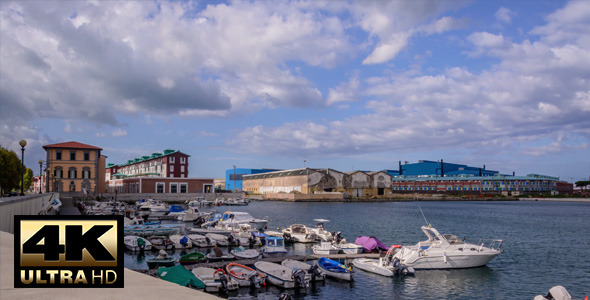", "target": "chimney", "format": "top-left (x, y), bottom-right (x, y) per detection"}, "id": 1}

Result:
top-left (483, 164), bottom-right (486, 170)
top-left (399, 161), bottom-right (402, 175)
top-left (479, 168), bottom-right (482, 176)
top-left (440, 159), bottom-right (444, 177)
top-left (513, 171), bottom-right (515, 176)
